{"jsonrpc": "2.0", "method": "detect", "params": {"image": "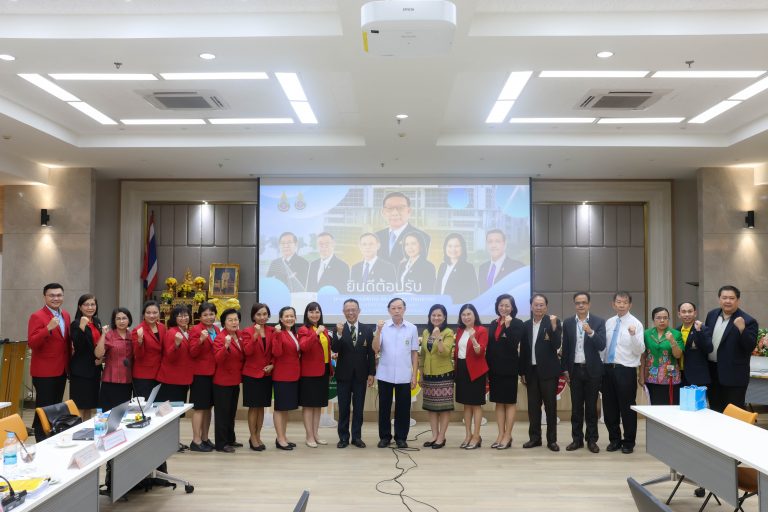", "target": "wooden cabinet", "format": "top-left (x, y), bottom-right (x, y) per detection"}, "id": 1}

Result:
top-left (0, 341), bottom-right (28, 418)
